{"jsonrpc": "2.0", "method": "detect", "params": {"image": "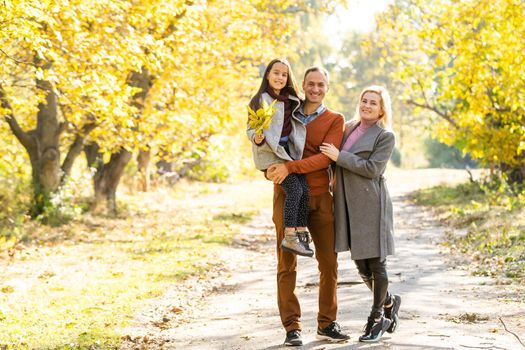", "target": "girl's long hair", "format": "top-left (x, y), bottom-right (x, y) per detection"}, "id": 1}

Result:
top-left (249, 58), bottom-right (302, 111)
top-left (354, 85), bottom-right (393, 130)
